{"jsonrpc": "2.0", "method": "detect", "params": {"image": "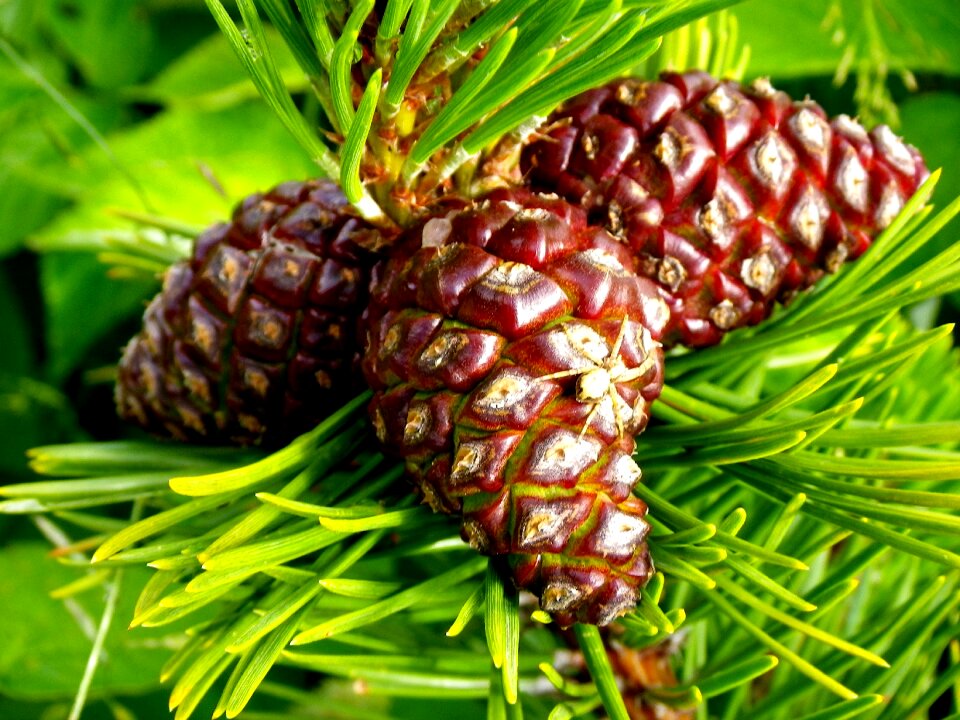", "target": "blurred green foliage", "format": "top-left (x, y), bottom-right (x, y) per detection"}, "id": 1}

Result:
top-left (0, 0), bottom-right (958, 718)
top-left (0, 543), bottom-right (172, 698)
